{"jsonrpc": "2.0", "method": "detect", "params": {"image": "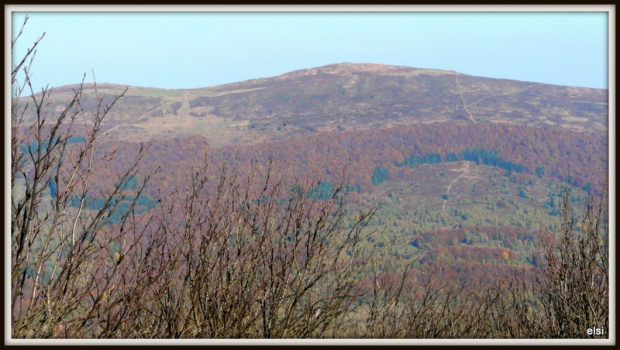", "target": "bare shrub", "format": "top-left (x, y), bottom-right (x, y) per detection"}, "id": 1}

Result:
top-left (132, 154), bottom-right (377, 338)
top-left (11, 20), bottom-right (377, 339)
top-left (11, 16), bottom-right (155, 338)
top-left (499, 185), bottom-right (609, 338)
